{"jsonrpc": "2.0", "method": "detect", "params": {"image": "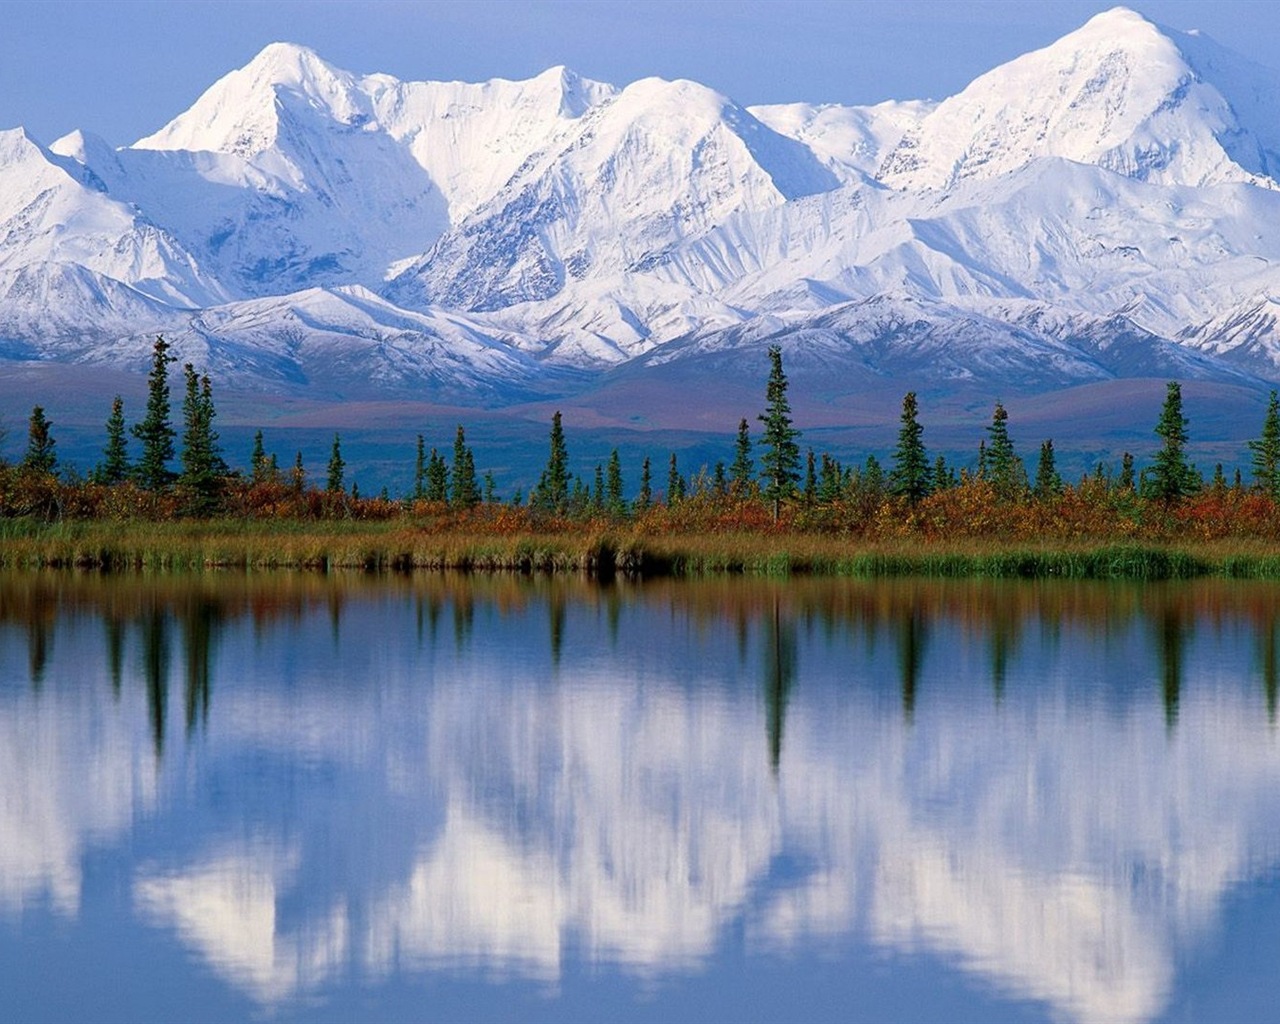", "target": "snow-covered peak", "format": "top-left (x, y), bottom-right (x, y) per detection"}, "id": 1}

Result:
top-left (879, 6), bottom-right (1280, 191)
top-left (750, 98), bottom-right (933, 182)
top-left (133, 42), bottom-right (372, 155)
